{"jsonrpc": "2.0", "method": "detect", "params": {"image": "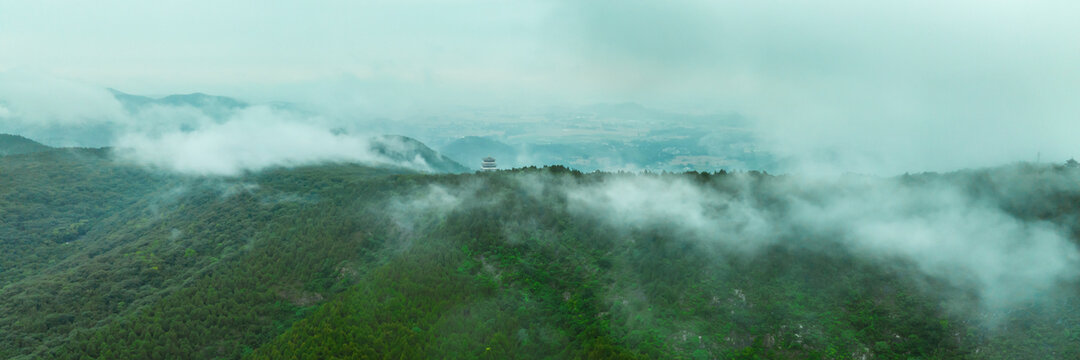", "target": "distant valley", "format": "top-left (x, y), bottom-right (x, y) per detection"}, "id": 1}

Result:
top-left (0, 89), bottom-right (777, 174)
